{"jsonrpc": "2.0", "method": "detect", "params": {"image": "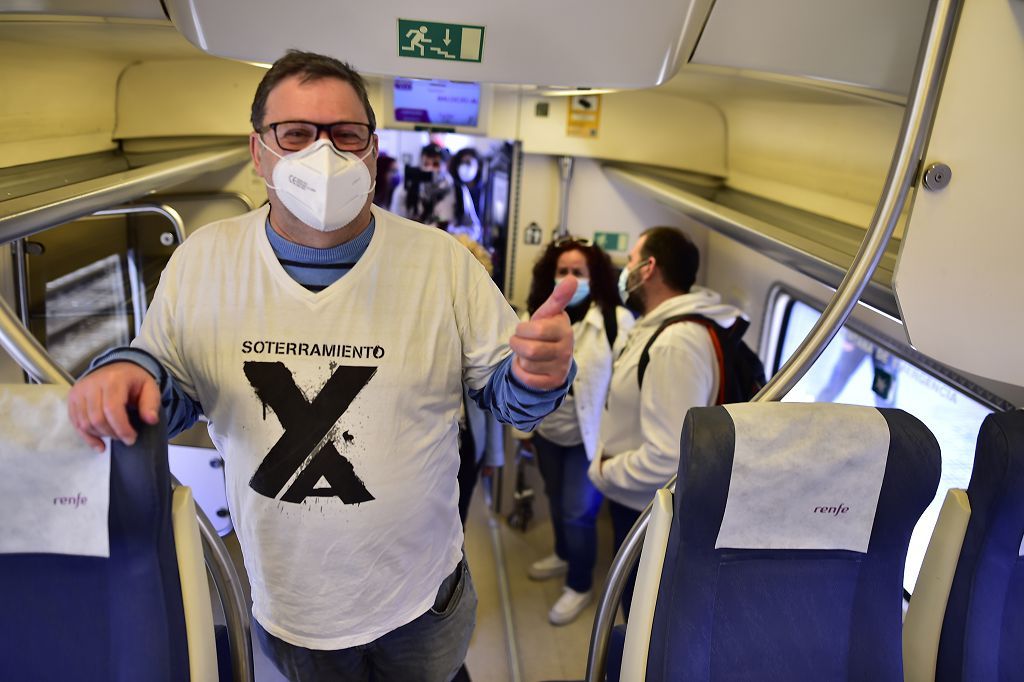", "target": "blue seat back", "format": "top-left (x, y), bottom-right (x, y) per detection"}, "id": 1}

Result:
top-left (937, 409), bottom-right (1024, 682)
top-left (646, 405), bottom-right (940, 682)
top-left (0, 414), bottom-right (190, 682)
